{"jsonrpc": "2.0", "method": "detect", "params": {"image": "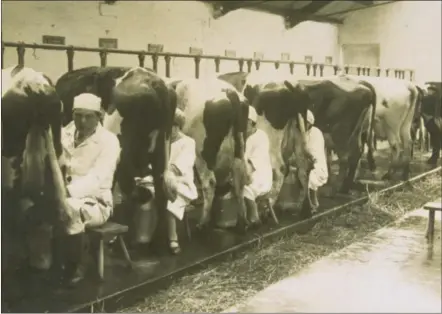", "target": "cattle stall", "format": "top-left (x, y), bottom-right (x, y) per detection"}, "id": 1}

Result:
top-left (2, 40), bottom-right (434, 313)
top-left (3, 40), bottom-right (429, 154)
top-left (1, 41), bottom-right (414, 82)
